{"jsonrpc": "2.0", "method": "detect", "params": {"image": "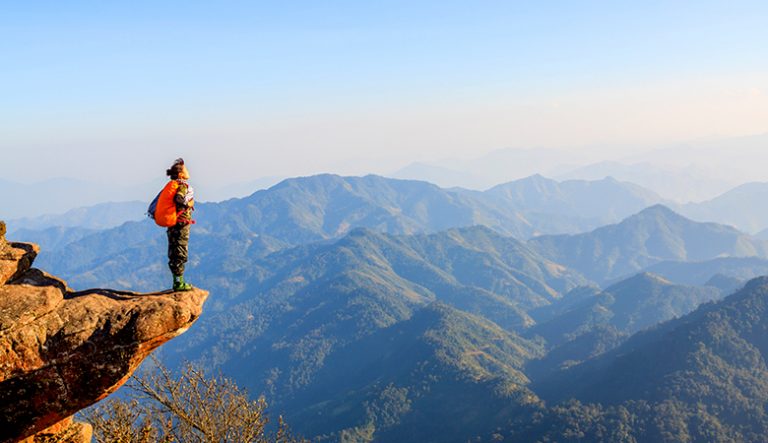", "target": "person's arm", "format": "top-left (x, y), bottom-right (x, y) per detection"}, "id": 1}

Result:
top-left (174, 183), bottom-right (189, 209)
